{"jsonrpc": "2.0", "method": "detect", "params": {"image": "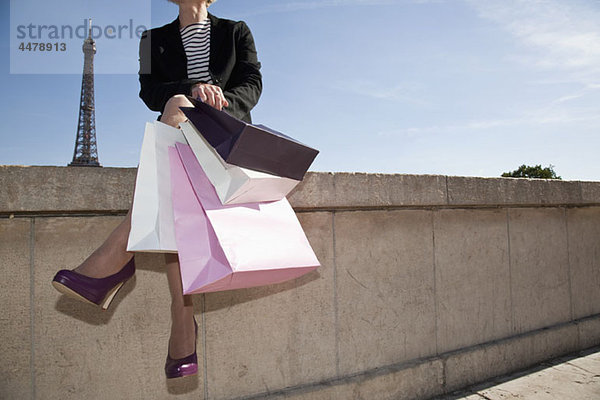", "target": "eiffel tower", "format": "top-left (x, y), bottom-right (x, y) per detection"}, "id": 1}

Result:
top-left (69, 18), bottom-right (100, 167)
